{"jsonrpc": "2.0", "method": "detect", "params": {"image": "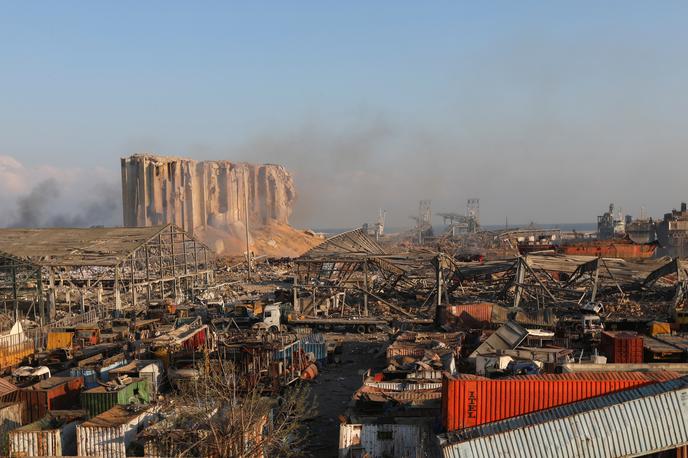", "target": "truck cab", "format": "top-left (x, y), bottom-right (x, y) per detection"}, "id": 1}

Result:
top-left (556, 313), bottom-right (604, 342)
top-left (252, 303), bottom-right (283, 333)
top-left (581, 314), bottom-right (604, 341)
